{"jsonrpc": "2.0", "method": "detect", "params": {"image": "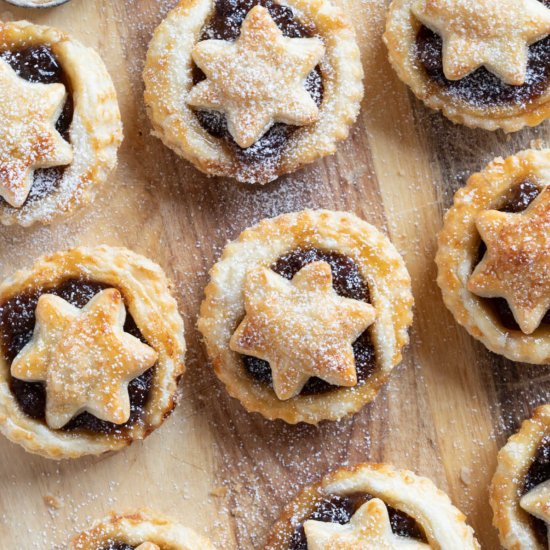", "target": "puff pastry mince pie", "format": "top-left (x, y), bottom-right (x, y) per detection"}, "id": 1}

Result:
top-left (491, 405), bottom-right (550, 549)
top-left (436, 149), bottom-right (550, 363)
top-left (0, 246), bottom-right (186, 459)
top-left (71, 510), bottom-right (214, 550)
top-left (198, 210), bottom-right (413, 424)
top-left (266, 463), bottom-right (480, 549)
top-left (384, 0), bottom-right (550, 132)
top-left (143, 0), bottom-right (363, 184)
top-left (0, 20), bottom-right (122, 227)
